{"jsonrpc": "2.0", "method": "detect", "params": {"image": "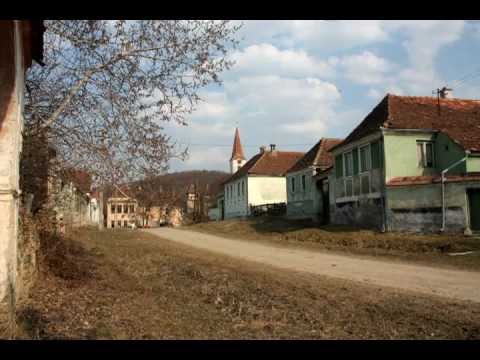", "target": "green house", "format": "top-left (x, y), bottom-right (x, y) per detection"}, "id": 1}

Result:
top-left (329, 94), bottom-right (480, 233)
